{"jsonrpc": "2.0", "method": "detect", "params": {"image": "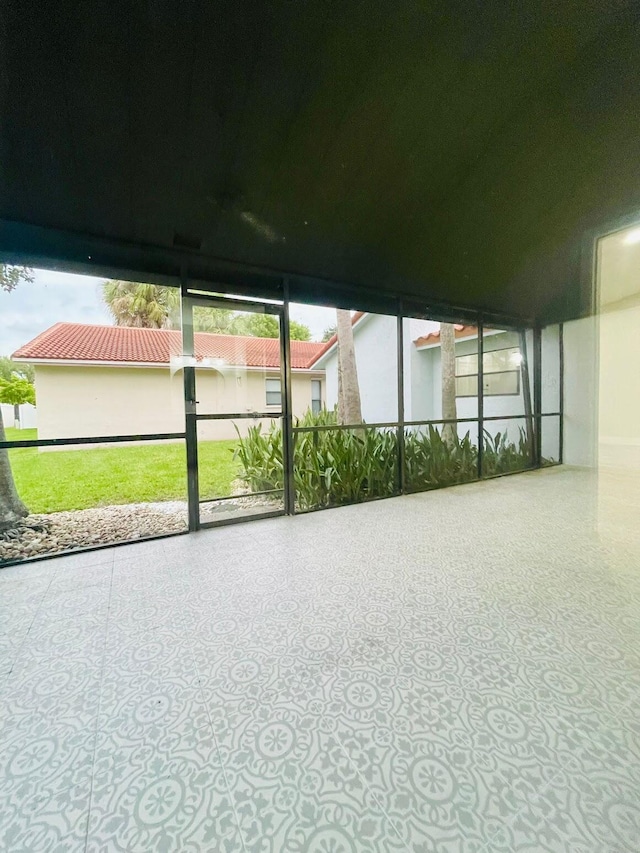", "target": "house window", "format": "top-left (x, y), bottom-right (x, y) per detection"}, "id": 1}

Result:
top-left (311, 379), bottom-right (322, 414)
top-left (265, 378), bottom-right (281, 407)
top-left (455, 347), bottom-right (521, 397)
